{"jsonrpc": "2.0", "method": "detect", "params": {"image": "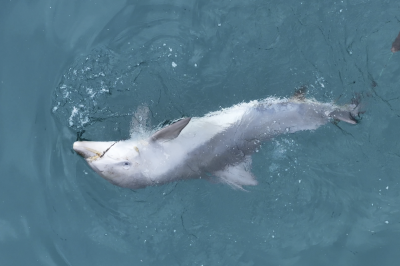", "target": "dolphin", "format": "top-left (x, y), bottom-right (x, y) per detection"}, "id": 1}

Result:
top-left (73, 91), bottom-right (361, 190)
